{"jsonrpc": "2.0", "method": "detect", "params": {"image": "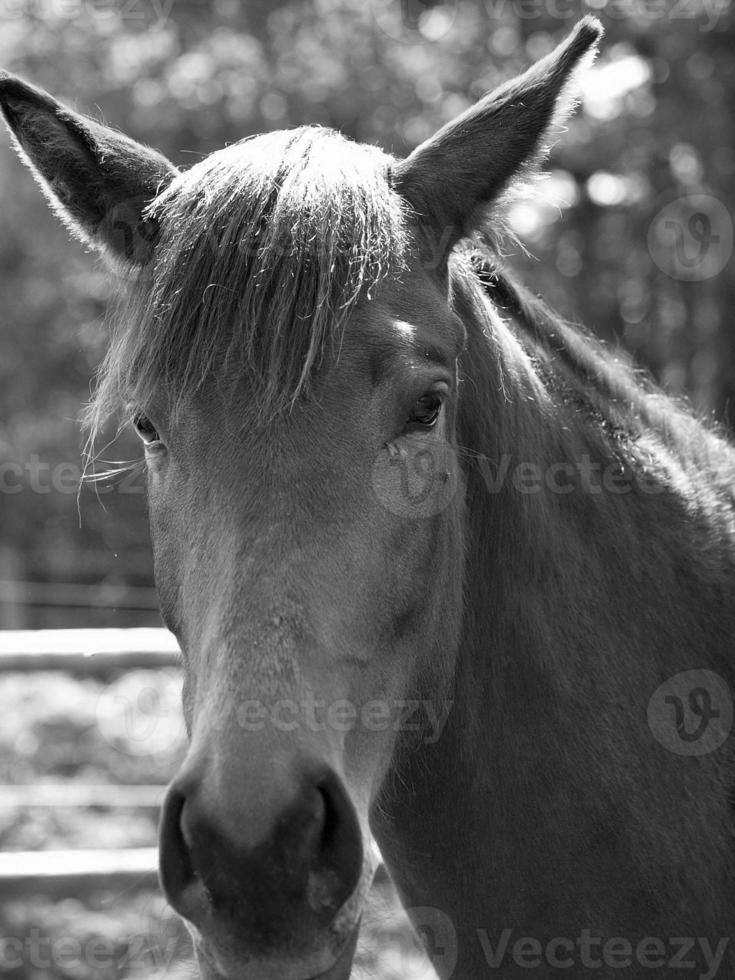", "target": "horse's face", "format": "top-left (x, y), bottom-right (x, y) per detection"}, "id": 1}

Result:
top-left (144, 256), bottom-right (466, 977)
top-left (0, 18), bottom-right (601, 979)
